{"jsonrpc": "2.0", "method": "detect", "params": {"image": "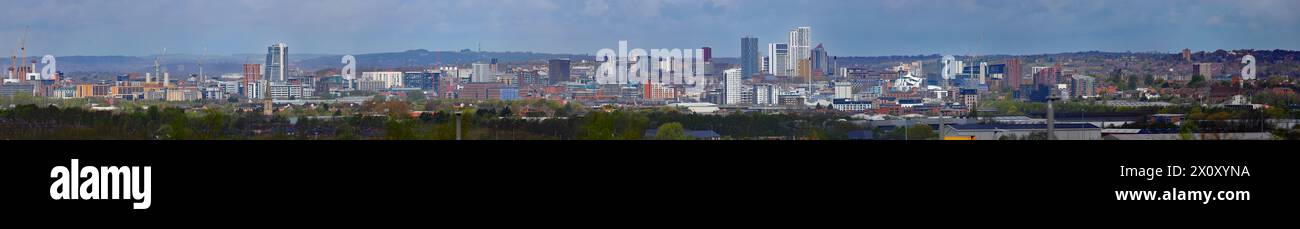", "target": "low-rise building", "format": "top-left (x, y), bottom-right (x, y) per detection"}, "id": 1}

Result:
top-left (942, 123), bottom-right (1102, 140)
top-left (830, 99), bottom-right (873, 112)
